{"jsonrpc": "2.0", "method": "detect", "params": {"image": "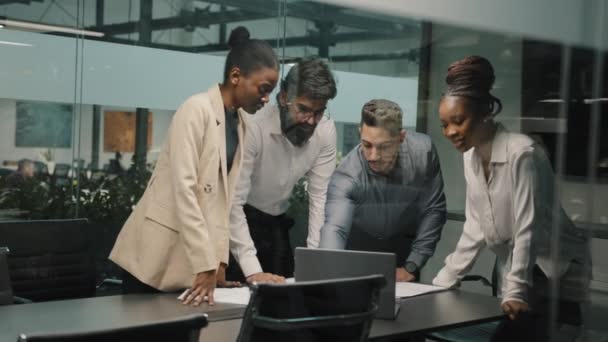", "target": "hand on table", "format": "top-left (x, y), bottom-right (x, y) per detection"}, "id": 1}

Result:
top-left (246, 272), bottom-right (286, 284)
top-left (396, 267), bottom-right (416, 282)
top-left (501, 300), bottom-right (529, 320)
top-left (181, 269), bottom-right (217, 306)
